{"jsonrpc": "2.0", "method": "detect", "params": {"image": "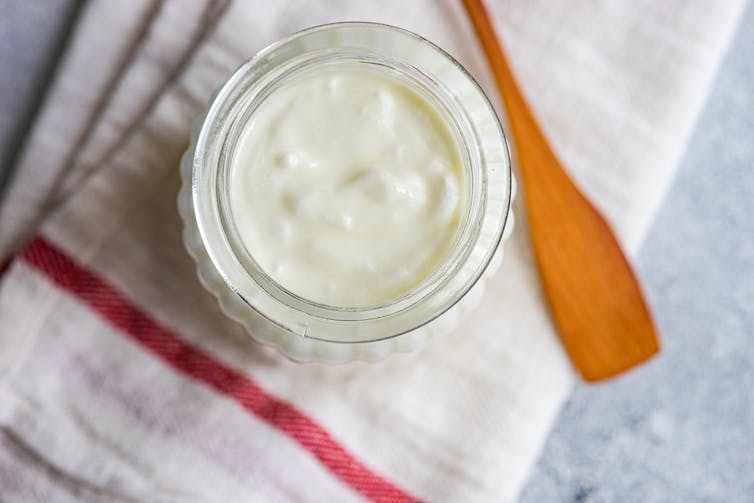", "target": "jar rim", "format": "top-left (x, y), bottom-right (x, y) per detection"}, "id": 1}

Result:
top-left (191, 22), bottom-right (511, 344)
